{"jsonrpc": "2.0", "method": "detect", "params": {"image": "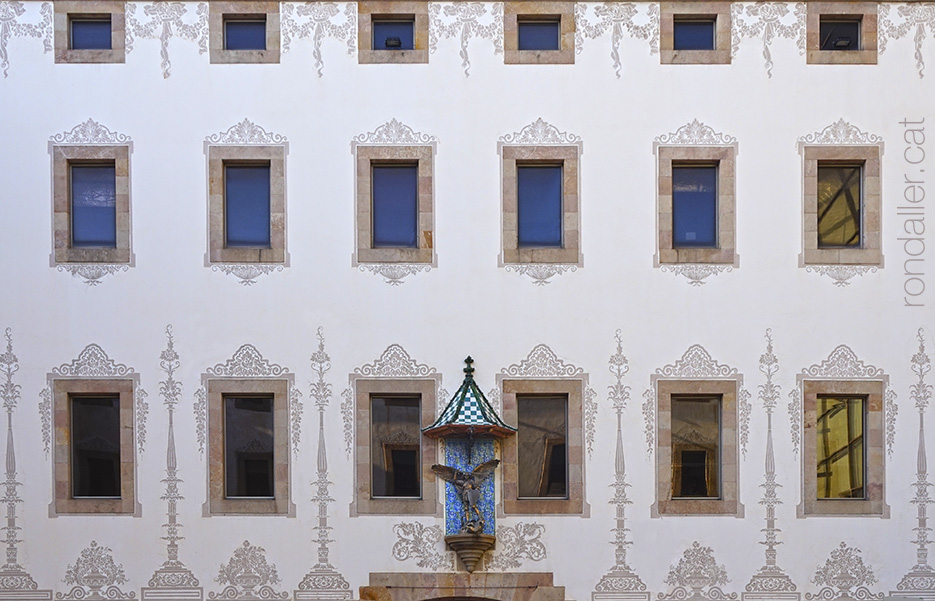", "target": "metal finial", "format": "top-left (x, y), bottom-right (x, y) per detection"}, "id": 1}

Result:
top-left (463, 356), bottom-right (475, 376)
